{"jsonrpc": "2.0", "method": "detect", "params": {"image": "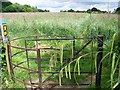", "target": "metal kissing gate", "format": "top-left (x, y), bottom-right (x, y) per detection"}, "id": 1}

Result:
top-left (6, 35), bottom-right (103, 89)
